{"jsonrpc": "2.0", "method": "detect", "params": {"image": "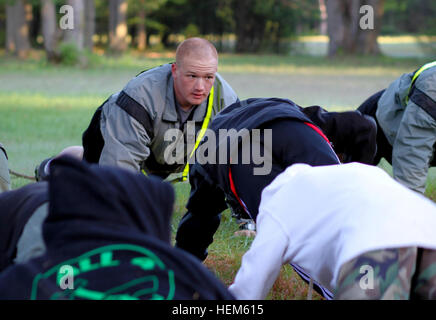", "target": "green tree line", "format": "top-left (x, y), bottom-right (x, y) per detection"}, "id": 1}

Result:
top-left (0, 0), bottom-right (434, 62)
